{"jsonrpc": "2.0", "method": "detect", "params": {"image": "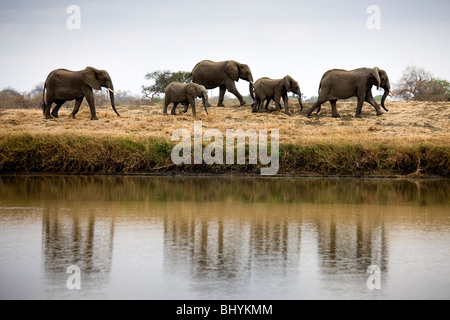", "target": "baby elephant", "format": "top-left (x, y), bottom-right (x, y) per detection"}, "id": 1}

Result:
top-left (163, 82), bottom-right (210, 117)
top-left (252, 76), bottom-right (303, 116)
